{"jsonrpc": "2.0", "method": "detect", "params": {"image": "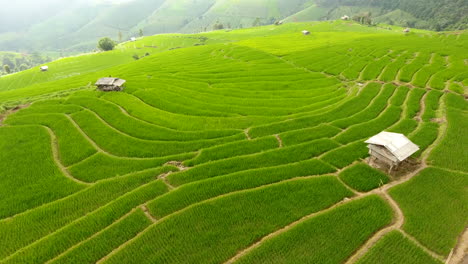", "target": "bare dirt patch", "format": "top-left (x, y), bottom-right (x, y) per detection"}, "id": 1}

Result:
top-left (431, 117), bottom-right (447, 124)
top-left (0, 103), bottom-right (30, 126)
top-left (165, 161), bottom-right (190, 171)
top-left (366, 157), bottom-right (422, 180)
